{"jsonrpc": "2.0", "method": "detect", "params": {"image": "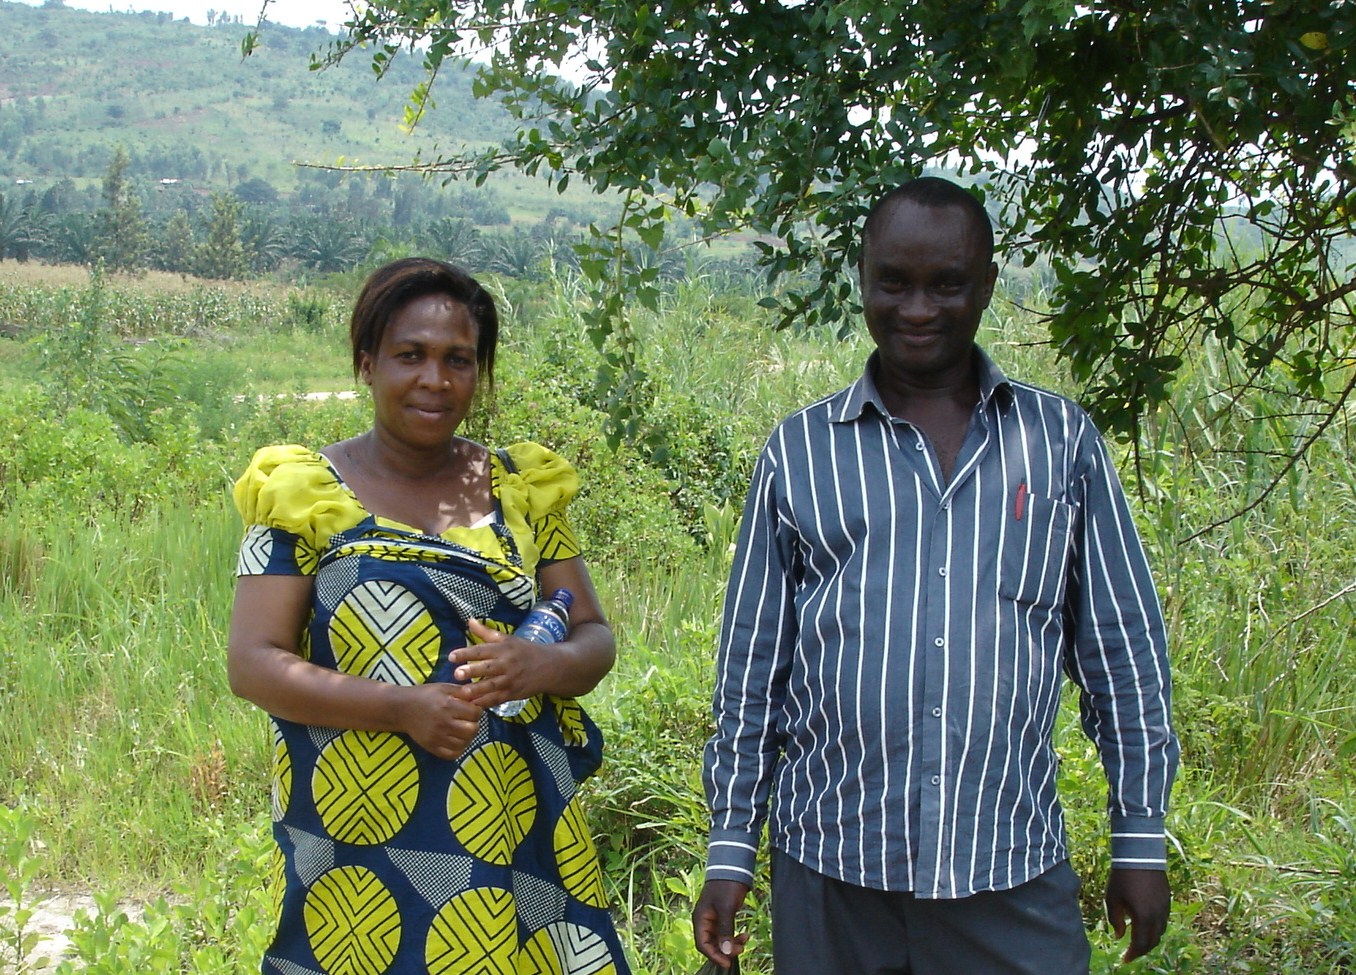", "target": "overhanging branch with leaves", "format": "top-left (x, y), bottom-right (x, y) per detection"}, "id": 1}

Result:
top-left (247, 0), bottom-right (1355, 480)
